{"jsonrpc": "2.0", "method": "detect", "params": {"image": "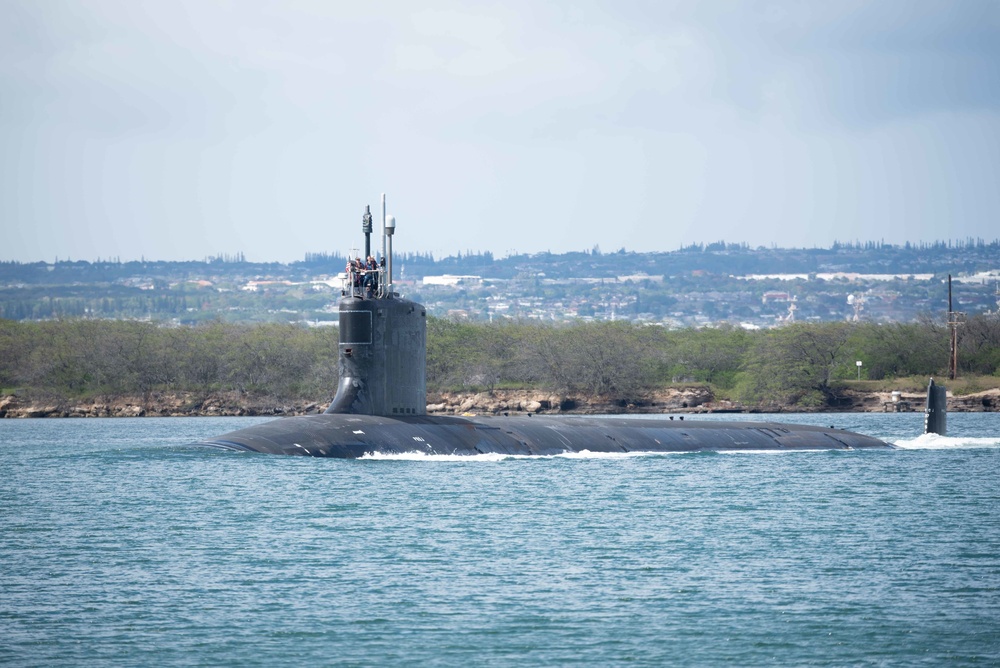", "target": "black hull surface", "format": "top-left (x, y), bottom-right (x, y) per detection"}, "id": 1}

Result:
top-left (195, 414), bottom-right (892, 457)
